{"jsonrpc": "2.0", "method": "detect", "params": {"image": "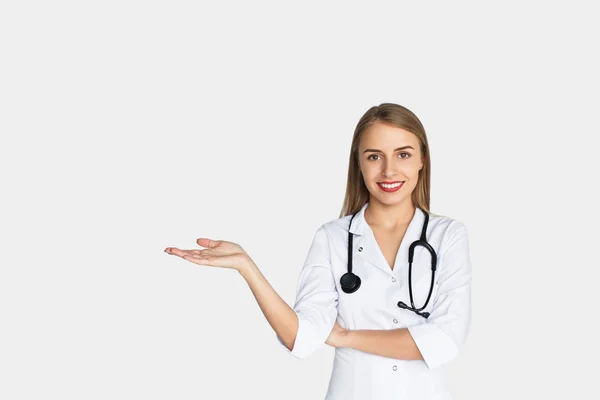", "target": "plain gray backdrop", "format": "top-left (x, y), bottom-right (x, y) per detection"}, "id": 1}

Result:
top-left (1, 1), bottom-right (599, 399)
